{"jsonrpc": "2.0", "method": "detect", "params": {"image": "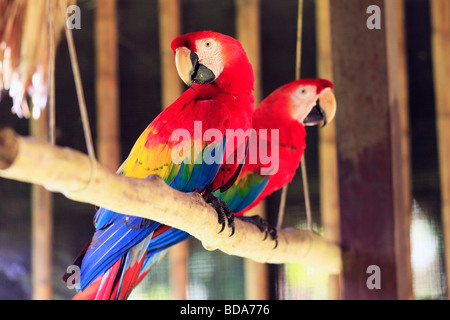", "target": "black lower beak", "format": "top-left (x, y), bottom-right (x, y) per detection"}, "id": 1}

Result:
top-left (303, 100), bottom-right (328, 127)
top-left (190, 52), bottom-right (216, 85)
